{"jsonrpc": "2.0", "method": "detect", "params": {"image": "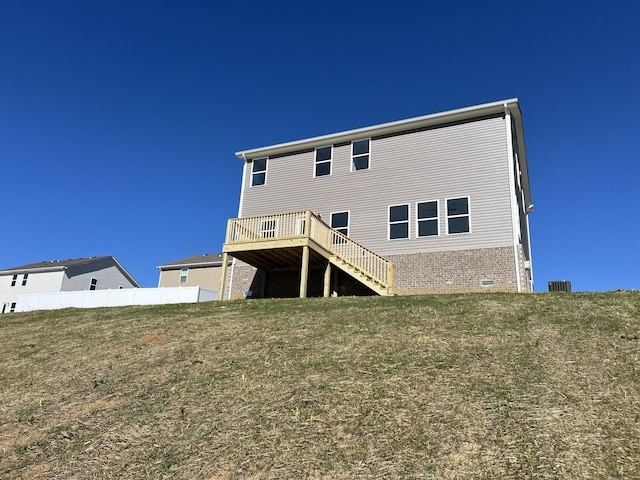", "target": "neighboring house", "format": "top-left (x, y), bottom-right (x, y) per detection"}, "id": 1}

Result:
top-left (157, 253), bottom-right (231, 291)
top-left (219, 99), bottom-right (533, 299)
top-left (0, 256), bottom-right (140, 313)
